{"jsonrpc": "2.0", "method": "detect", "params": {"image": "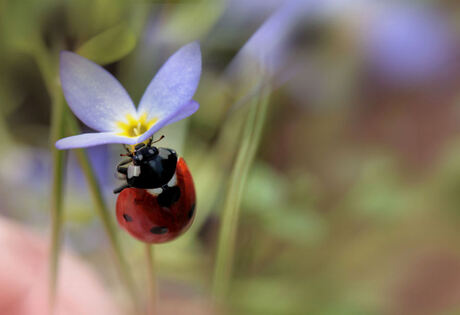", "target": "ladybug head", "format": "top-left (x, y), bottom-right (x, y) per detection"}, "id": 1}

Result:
top-left (132, 143), bottom-right (159, 165)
